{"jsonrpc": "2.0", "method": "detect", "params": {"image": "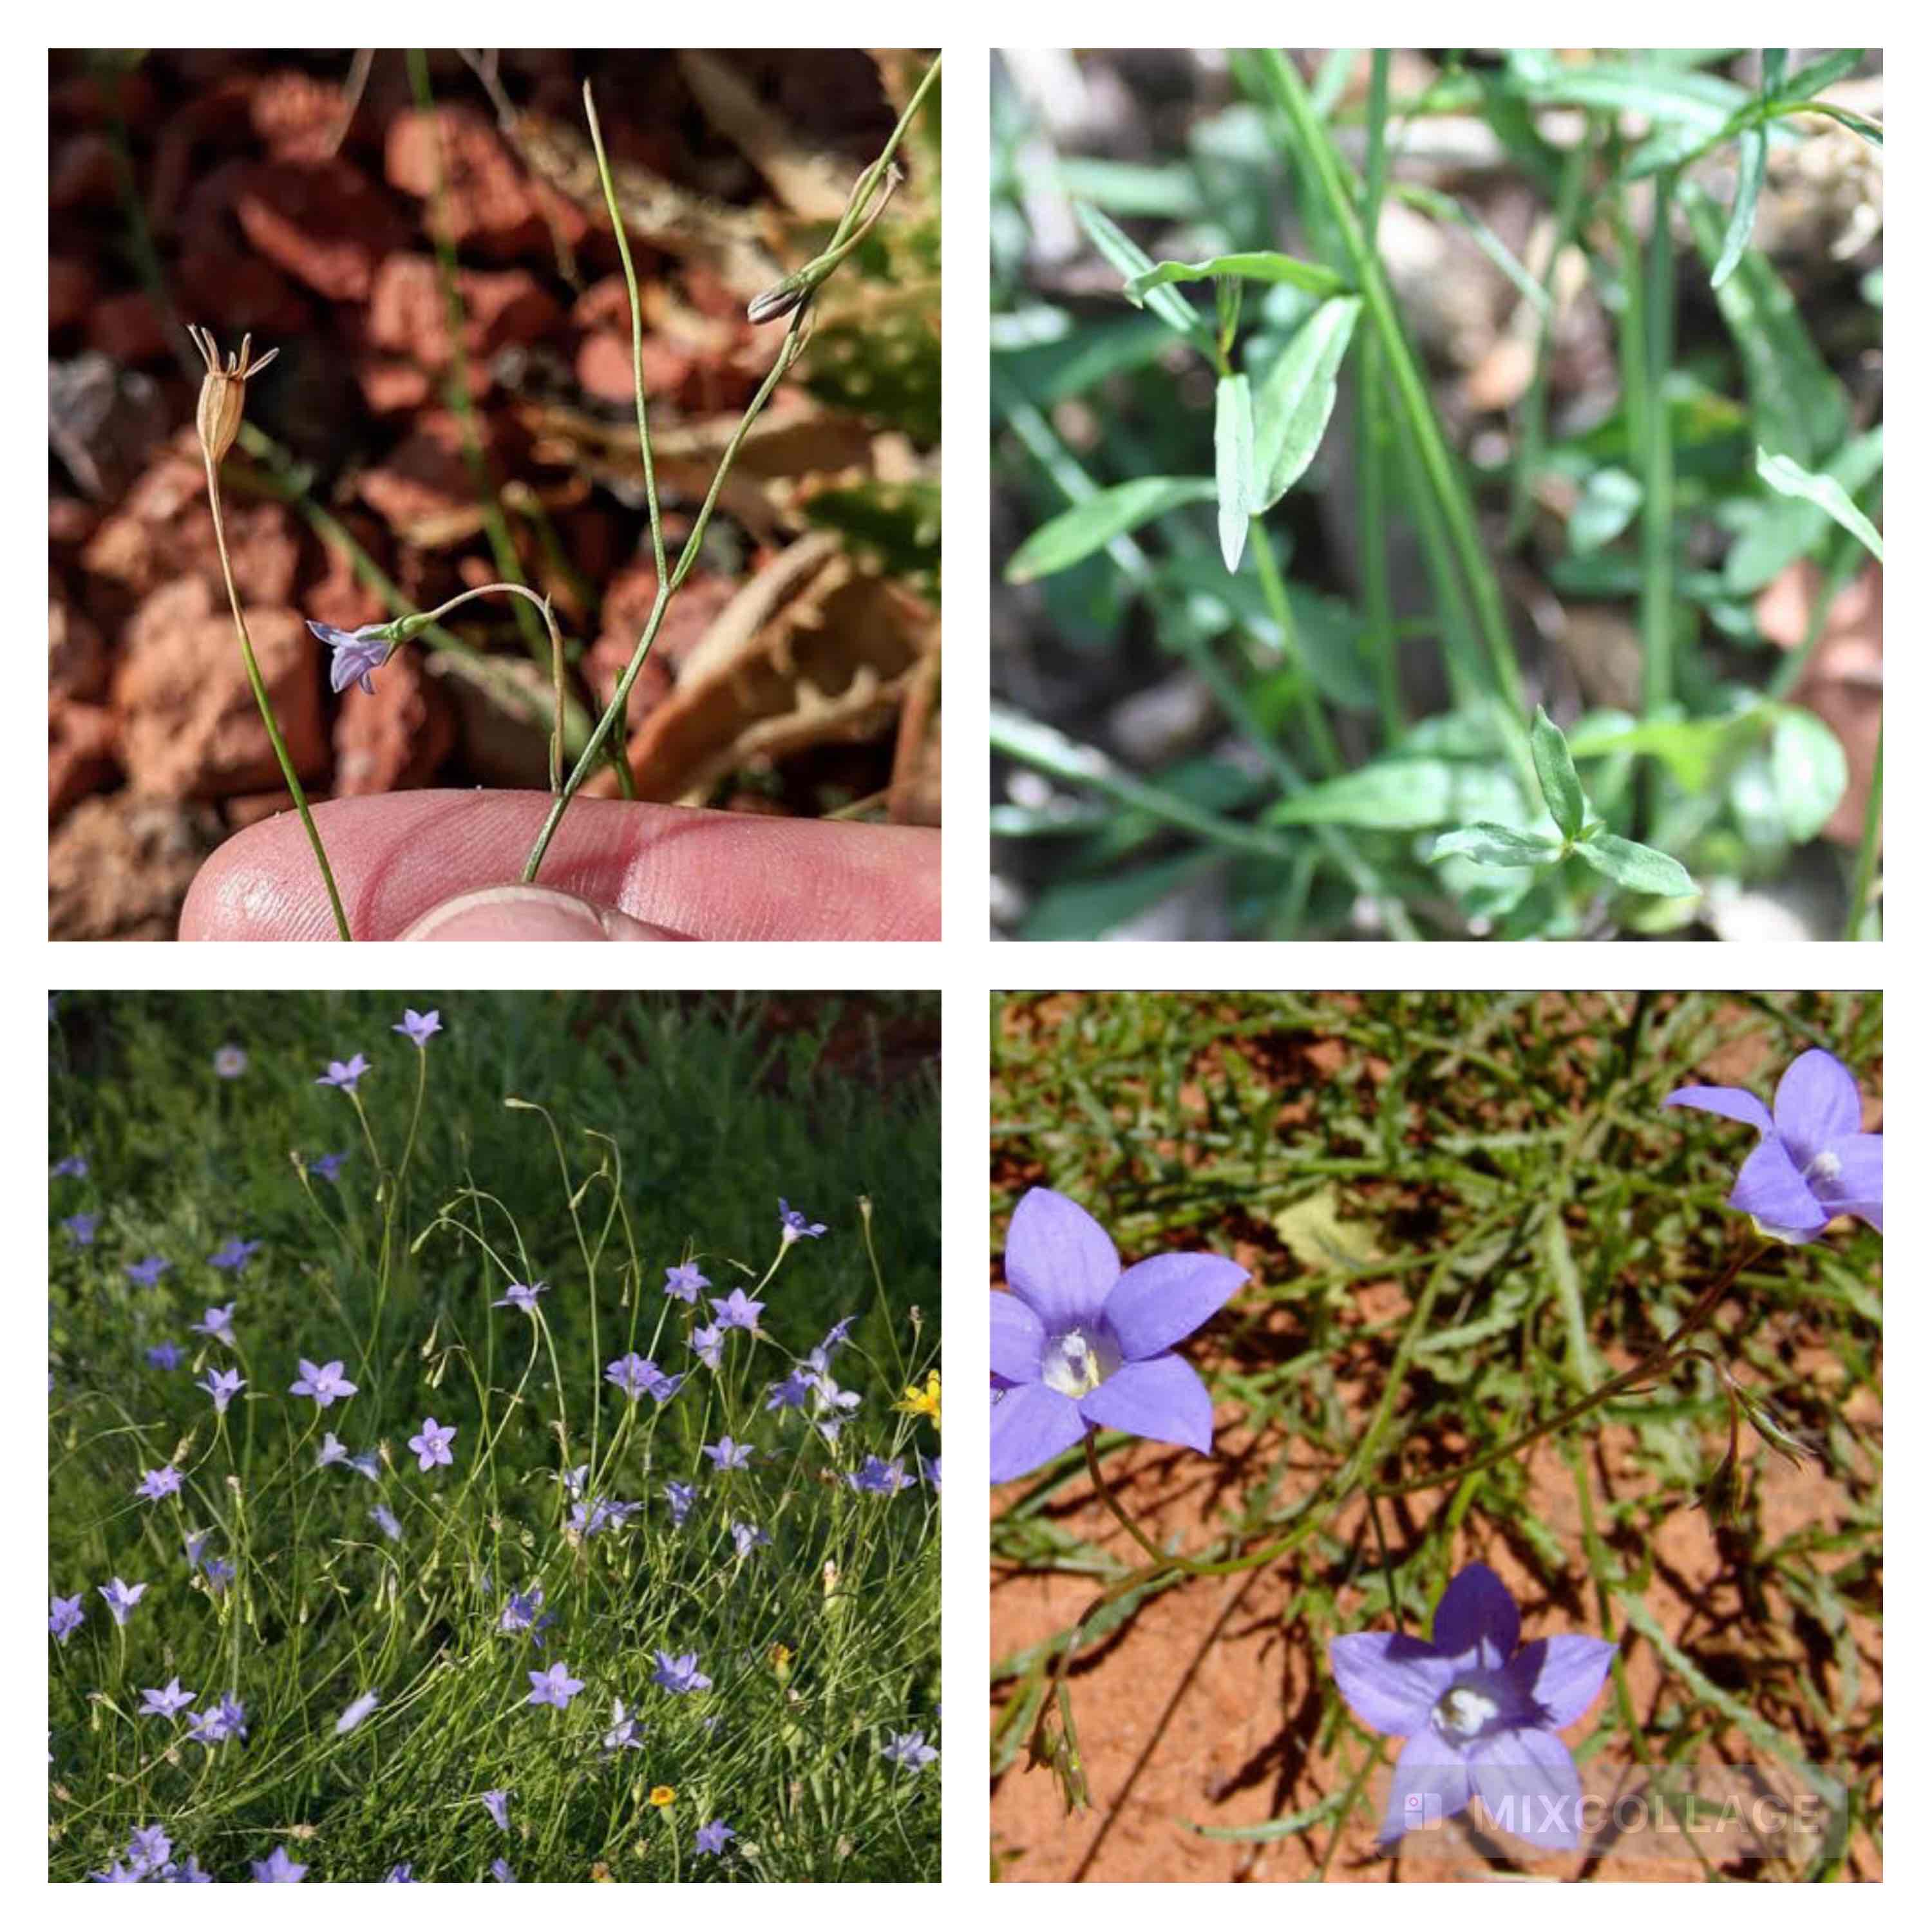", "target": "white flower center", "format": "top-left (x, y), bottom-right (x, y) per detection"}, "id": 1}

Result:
top-left (1041, 1326), bottom-right (1120, 1397)
top-left (1805, 1149), bottom-right (1842, 1184)
top-left (1432, 1685), bottom-right (1501, 1739)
